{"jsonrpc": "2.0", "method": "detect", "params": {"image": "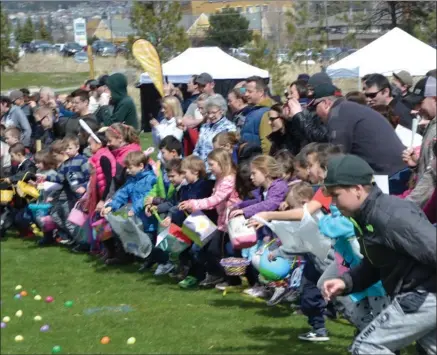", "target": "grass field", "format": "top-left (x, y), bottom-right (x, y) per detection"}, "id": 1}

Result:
top-left (1, 237), bottom-right (357, 355)
top-left (0, 72), bottom-right (90, 92)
